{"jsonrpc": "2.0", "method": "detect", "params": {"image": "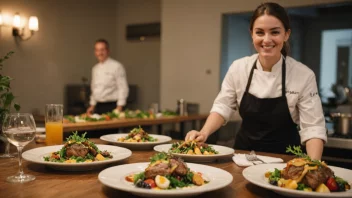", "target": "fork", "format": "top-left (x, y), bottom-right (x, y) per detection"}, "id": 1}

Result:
top-left (245, 150), bottom-right (266, 164)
